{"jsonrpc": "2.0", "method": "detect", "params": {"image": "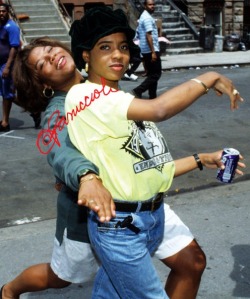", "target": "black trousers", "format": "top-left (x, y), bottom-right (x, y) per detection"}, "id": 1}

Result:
top-left (126, 56), bottom-right (142, 76)
top-left (134, 51), bottom-right (162, 99)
